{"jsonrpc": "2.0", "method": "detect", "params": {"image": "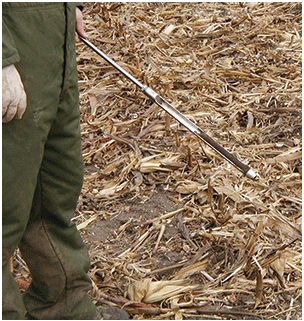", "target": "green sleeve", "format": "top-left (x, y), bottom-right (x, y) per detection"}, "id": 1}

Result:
top-left (2, 20), bottom-right (20, 67)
